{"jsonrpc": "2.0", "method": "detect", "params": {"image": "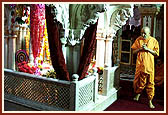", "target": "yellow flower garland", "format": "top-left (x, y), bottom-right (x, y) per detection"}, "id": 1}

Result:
top-left (38, 20), bottom-right (51, 63)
